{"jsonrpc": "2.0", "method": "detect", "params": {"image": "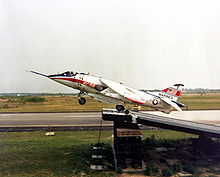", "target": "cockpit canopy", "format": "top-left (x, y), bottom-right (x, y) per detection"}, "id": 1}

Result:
top-left (48, 71), bottom-right (89, 77)
top-left (60, 71), bottom-right (77, 76)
